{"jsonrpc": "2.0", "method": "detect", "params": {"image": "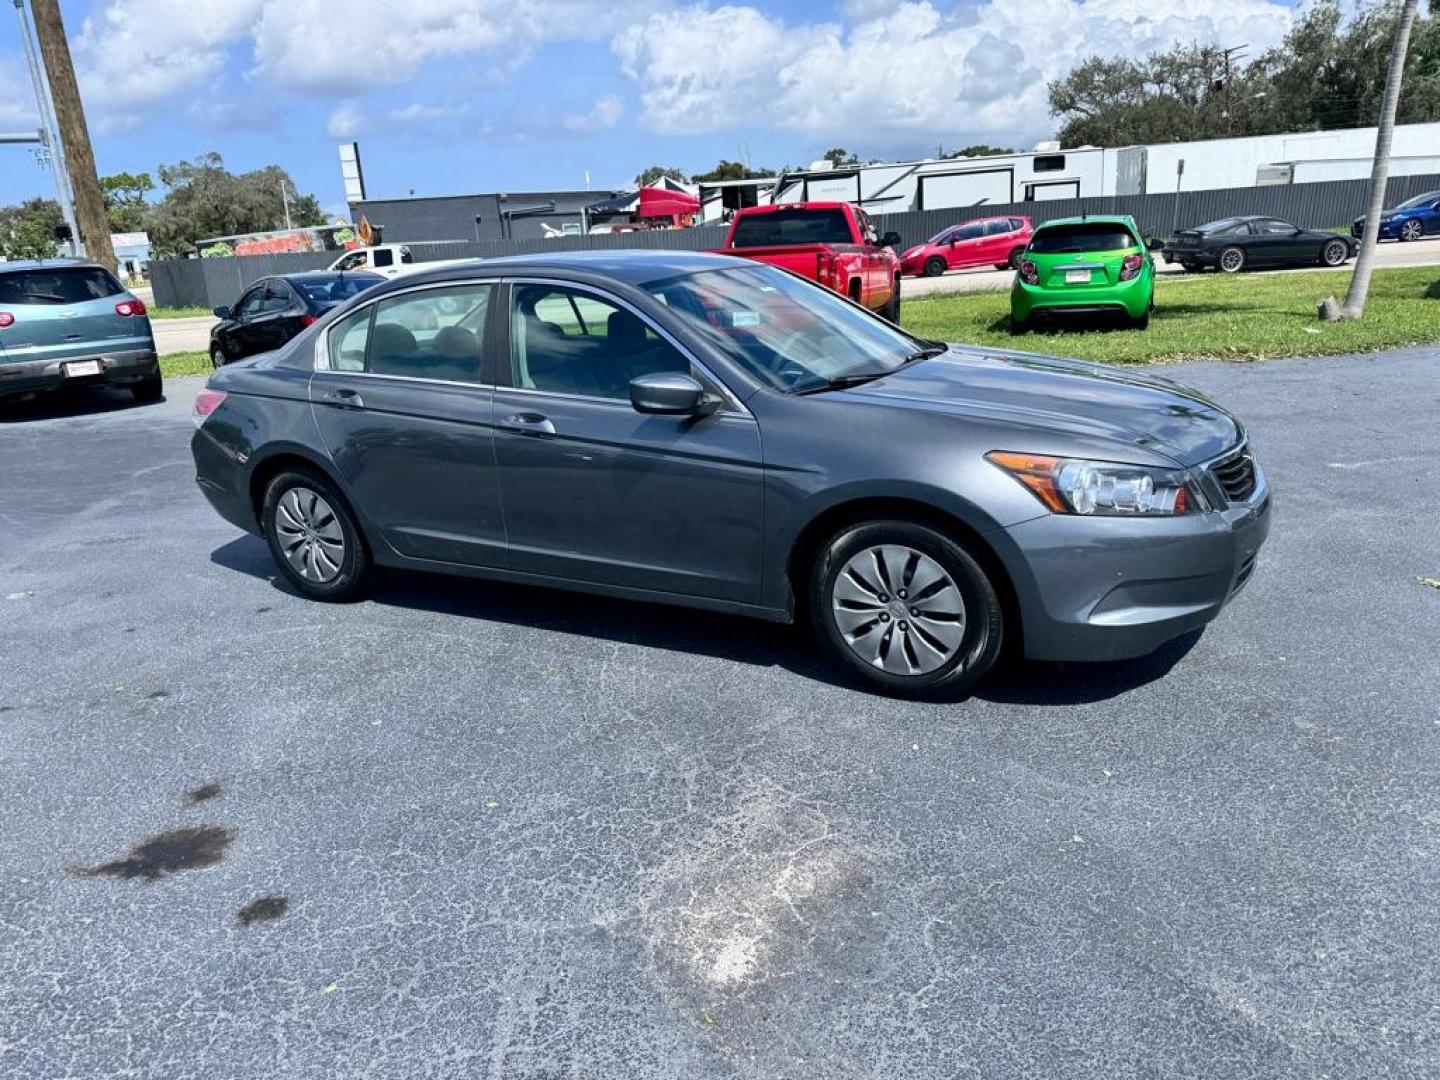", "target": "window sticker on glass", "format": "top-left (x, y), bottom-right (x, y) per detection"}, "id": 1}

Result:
top-left (731, 311), bottom-right (762, 327)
